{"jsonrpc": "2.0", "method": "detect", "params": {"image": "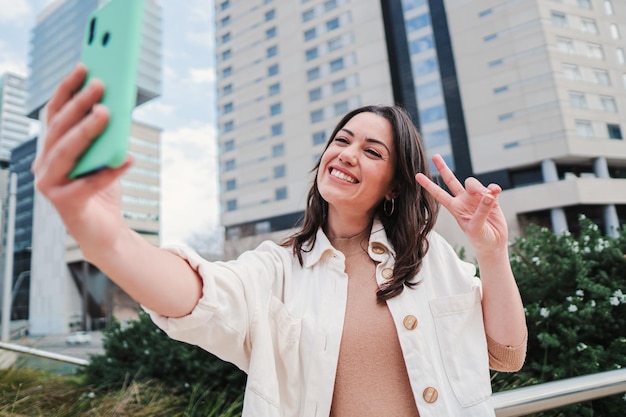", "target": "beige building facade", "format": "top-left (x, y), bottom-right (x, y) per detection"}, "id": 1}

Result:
top-left (216, 0), bottom-right (626, 259)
